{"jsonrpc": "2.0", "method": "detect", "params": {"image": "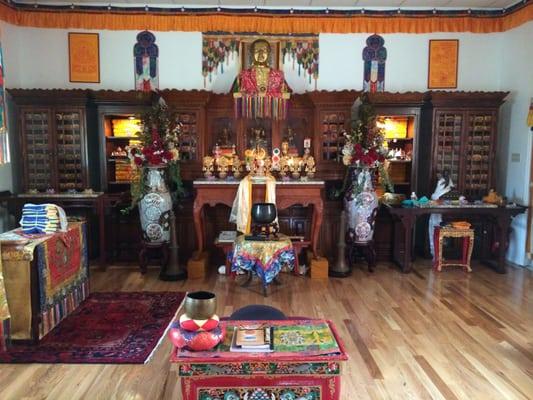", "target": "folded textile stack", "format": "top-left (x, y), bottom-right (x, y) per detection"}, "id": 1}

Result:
top-left (19, 203), bottom-right (68, 234)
